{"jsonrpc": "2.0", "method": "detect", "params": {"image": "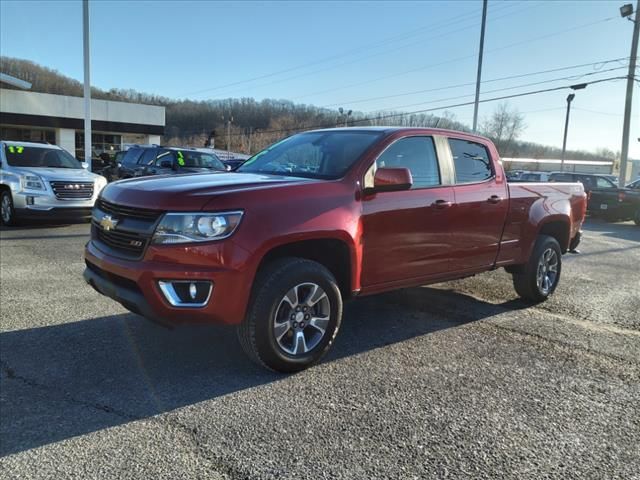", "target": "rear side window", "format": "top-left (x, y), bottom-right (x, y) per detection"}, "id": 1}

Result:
top-left (122, 148), bottom-right (144, 166)
top-left (376, 136), bottom-right (440, 189)
top-left (549, 173), bottom-right (573, 182)
top-left (595, 177), bottom-right (616, 189)
top-left (139, 148), bottom-right (158, 166)
top-left (449, 139), bottom-right (493, 183)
